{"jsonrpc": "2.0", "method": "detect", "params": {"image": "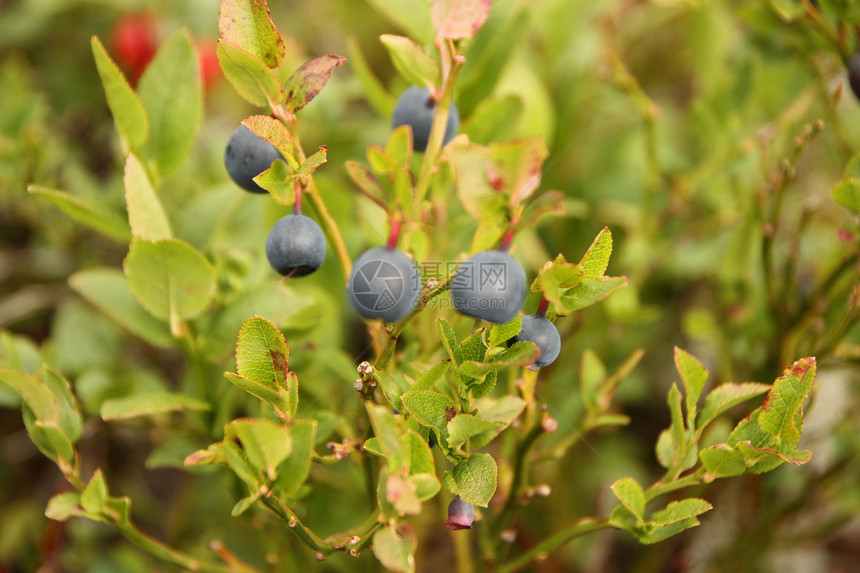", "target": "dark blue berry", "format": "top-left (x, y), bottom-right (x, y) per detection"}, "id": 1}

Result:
top-left (450, 250), bottom-right (526, 324)
top-left (509, 314), bottom-right (561, 369)
top-left (265, 214), bottom-right (326, 277)
top-left (391, 86), bottom-right (459, 152)
top-left (224, 125), bottom-right (285, 194)
top-left (348, 247), bottom-right (421, 322)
